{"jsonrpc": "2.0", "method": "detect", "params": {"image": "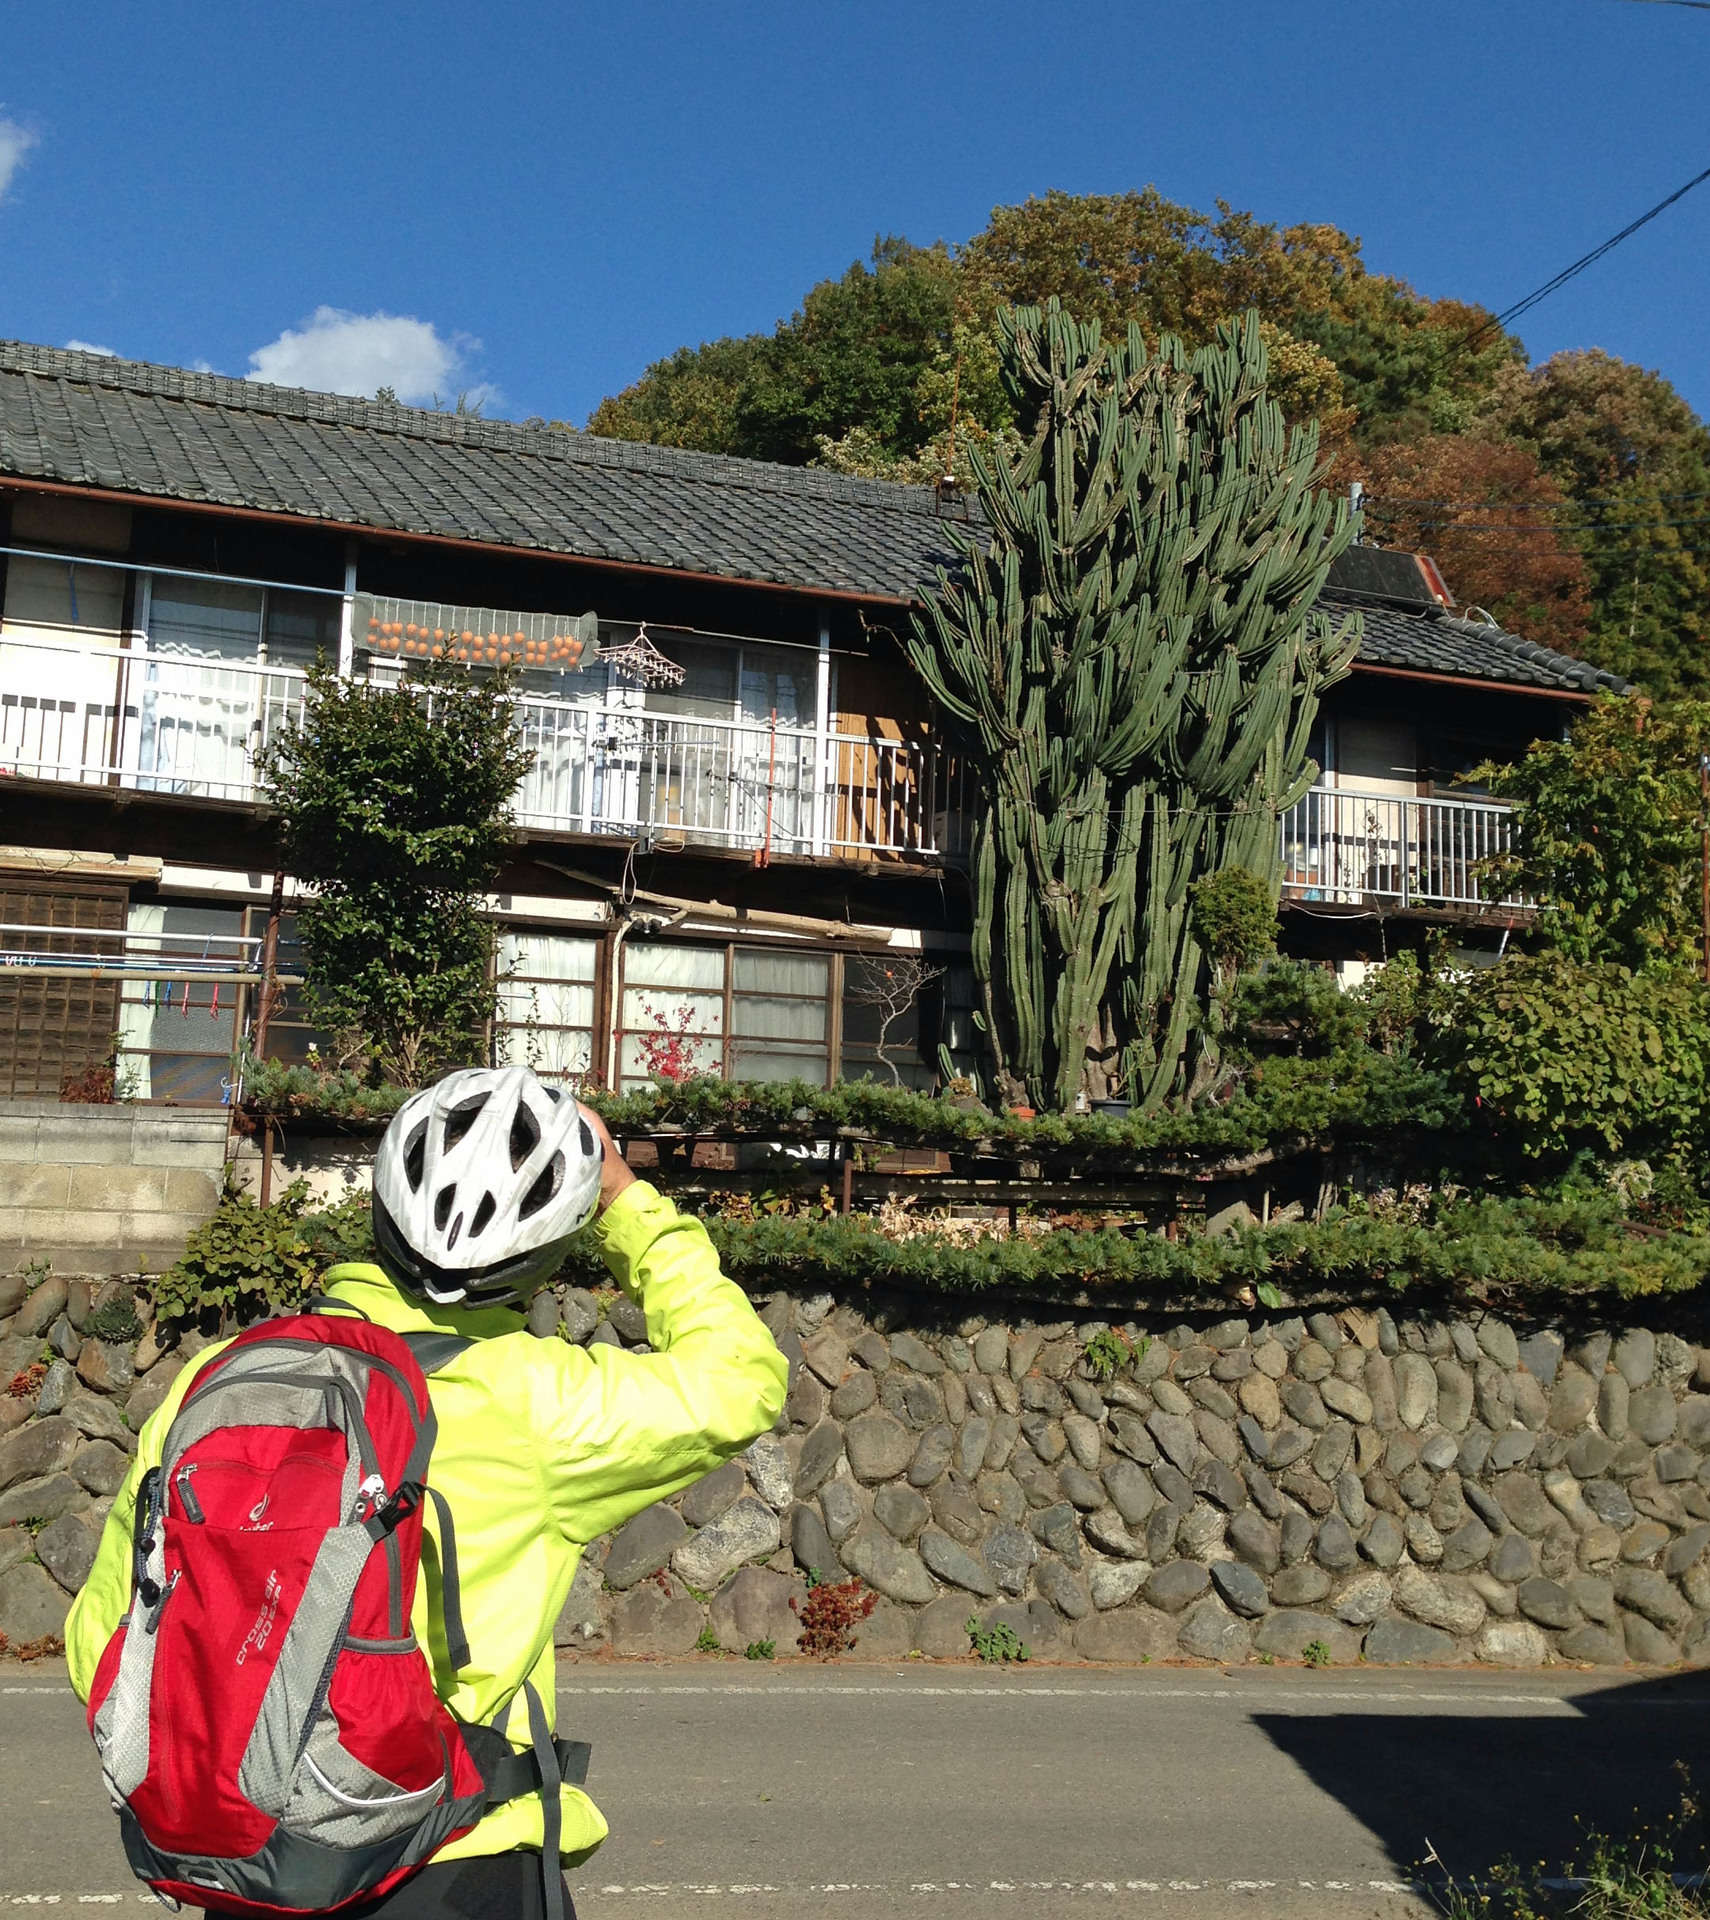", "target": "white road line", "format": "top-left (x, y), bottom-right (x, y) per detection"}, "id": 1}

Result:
top-left (552, 1682), bottom-right (1704, 1710)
